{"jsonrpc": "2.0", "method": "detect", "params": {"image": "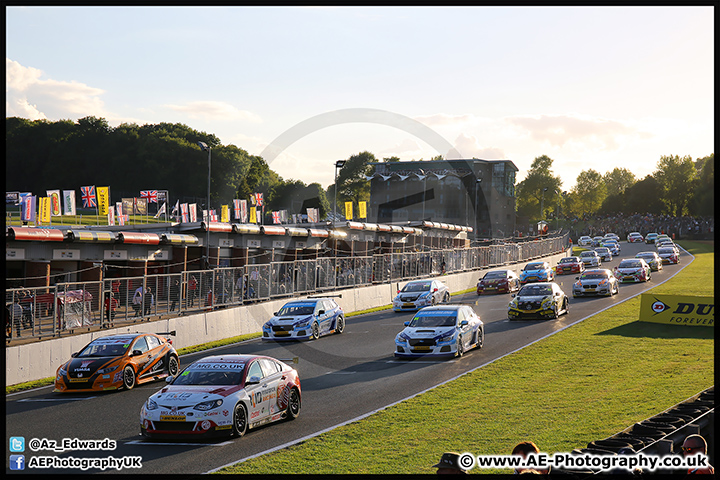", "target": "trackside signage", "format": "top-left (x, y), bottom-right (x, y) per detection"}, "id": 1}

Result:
top-left (639, 294), bottom-right (714, 327)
